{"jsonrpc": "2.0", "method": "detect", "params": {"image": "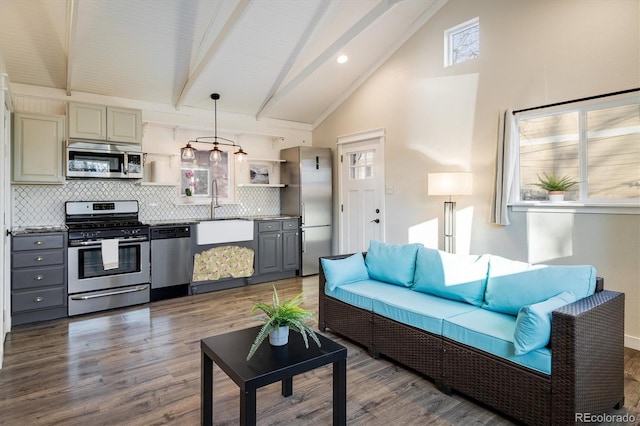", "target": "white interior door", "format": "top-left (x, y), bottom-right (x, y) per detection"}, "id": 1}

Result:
top-left (338, 129), bottom-right (385, 254)
top-left (1, 68), bottom-right (12, 368)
